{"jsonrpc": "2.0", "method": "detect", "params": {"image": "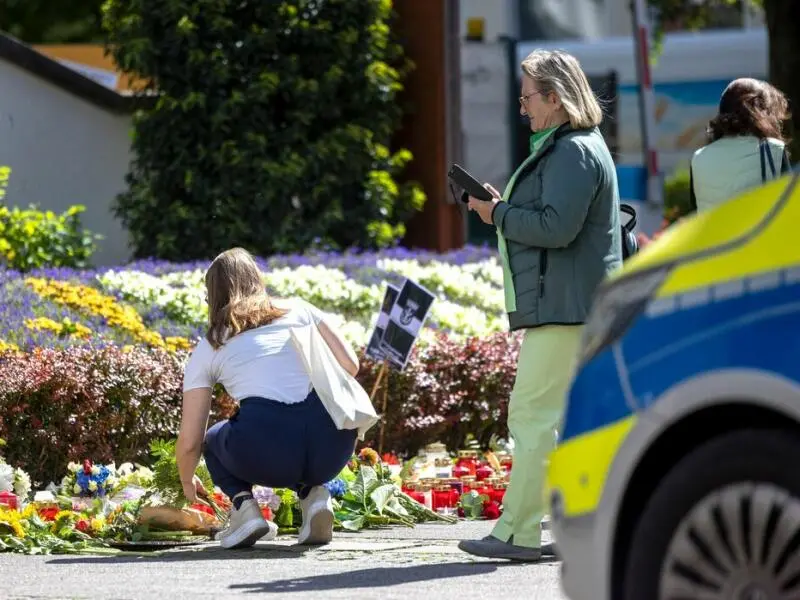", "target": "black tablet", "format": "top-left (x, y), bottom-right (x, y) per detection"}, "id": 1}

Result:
top-left (447, 164), bottom-right (493, 202)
